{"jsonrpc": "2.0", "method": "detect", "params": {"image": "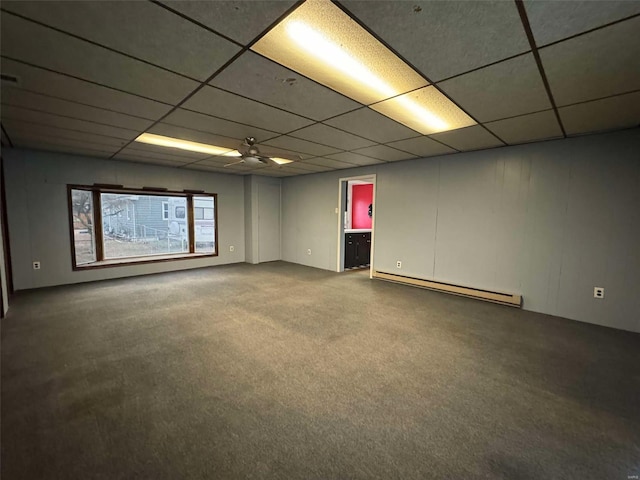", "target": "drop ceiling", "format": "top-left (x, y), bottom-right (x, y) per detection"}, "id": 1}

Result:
top-left (1, 0), bottom-right (638, 177)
